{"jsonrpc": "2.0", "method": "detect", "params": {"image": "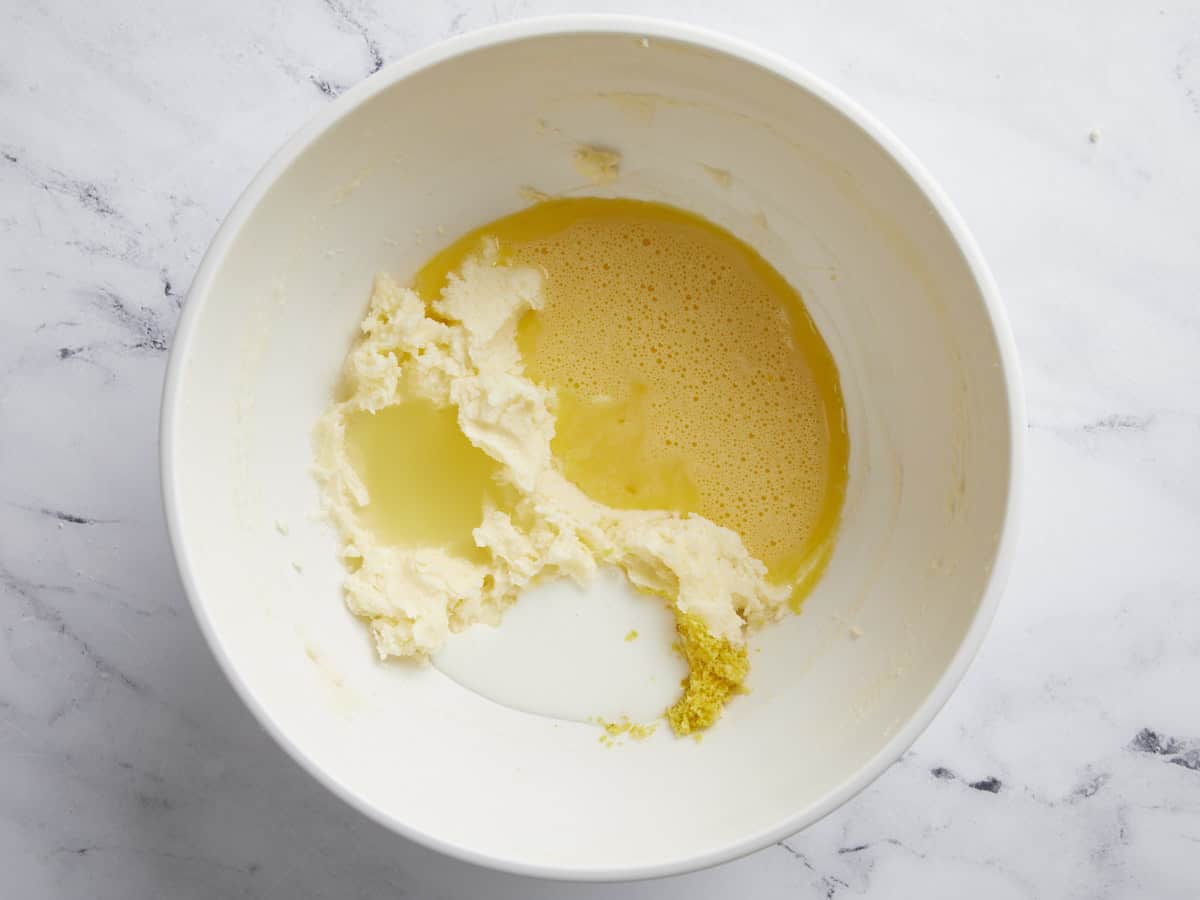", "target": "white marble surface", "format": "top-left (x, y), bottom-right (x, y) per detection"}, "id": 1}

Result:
top-left (2, 0), bottom-right (1199, 896)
